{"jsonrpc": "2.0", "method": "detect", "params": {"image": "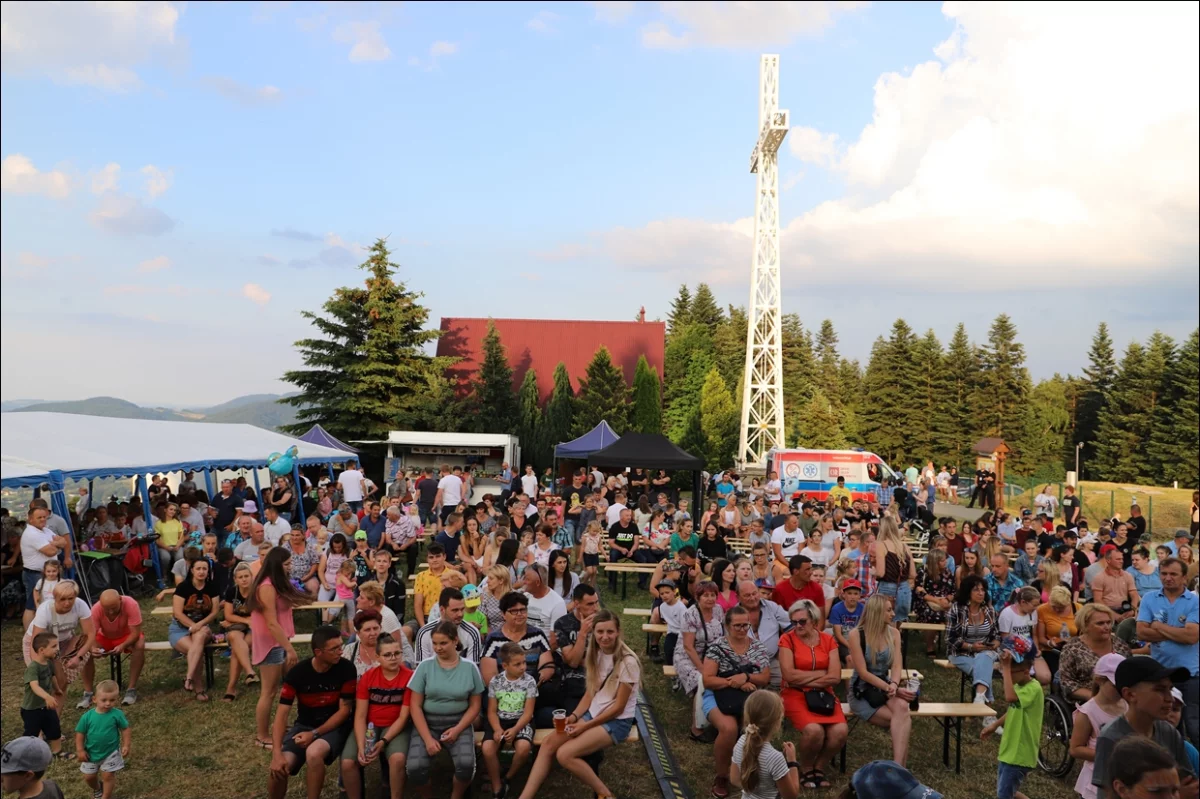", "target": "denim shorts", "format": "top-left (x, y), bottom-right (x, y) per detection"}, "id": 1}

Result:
top-left (581, 711), bottom-right (634, 745)
top-left (259, 645), bottom-right (286, 666)
top-left (22, 569), bottom-right (41, 610)
top-left (997, 762), bottom-right (1031, 799)
top-left (167, 620), bottom-right (206, 649)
